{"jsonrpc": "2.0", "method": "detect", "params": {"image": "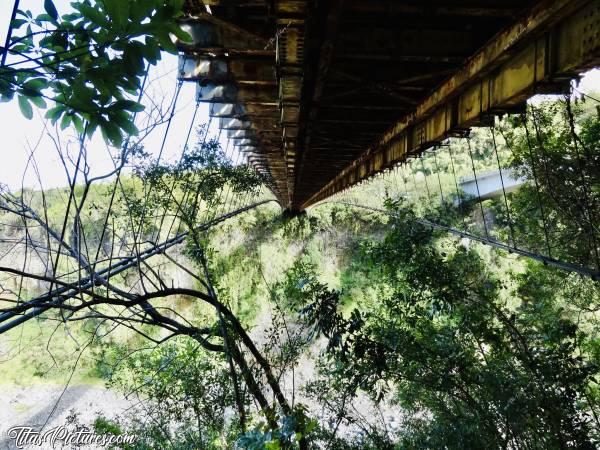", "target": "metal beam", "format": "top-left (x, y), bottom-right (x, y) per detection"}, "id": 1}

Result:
top-left (334, 54), bottom-right (465, 64)
top-left (179, 13), bottom-right (269, 49)
top-left (344, 2), bottom-right (523, 19)
top-left (294, 0), bottom-right (345, 208)
top-left (301, 0), bottom-right (600, 209)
